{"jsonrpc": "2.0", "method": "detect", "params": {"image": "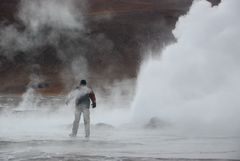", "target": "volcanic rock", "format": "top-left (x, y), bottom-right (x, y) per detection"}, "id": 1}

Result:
top-left (144, 117), bottom-right (170, 129)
